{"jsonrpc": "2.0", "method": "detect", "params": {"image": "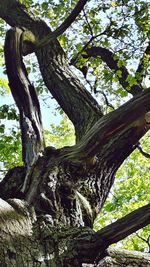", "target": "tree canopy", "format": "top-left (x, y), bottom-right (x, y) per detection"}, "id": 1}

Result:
top-left (0, 0), bottom-right (150, 266)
